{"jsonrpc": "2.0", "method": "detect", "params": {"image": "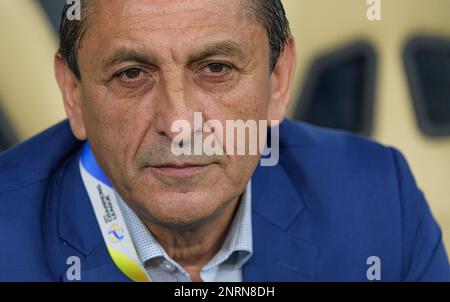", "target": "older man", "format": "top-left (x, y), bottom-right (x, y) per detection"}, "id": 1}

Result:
top-left (0, 0), bottom-right (448, 282)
